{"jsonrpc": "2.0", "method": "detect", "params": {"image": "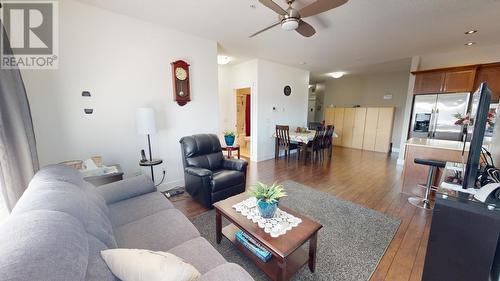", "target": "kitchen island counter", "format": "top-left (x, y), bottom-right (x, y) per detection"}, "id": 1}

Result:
top-left (402, 138), bottom-right (468, 196)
